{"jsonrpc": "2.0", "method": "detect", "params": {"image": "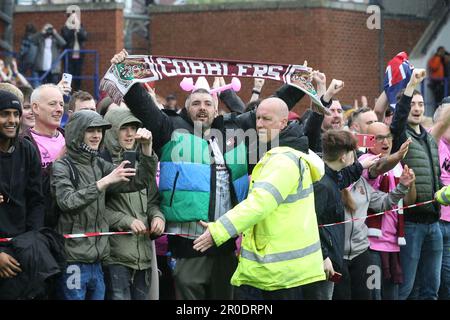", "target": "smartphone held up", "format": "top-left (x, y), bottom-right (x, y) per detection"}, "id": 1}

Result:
top-left (62, 73), bottom-right (72, 87)
top-left (123, 150), bottom-right (137, 169)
